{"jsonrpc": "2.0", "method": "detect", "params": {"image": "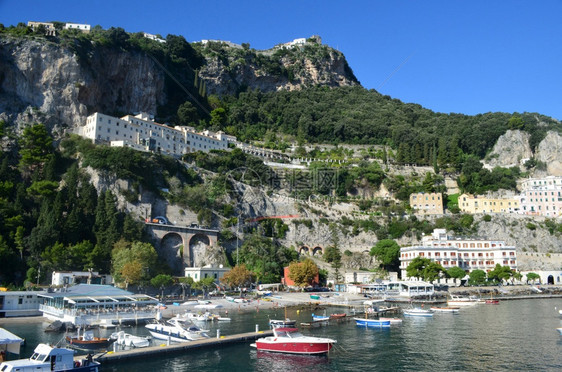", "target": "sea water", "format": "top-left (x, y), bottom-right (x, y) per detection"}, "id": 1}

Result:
top-left (2, 298), bottom-right (561, 371)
